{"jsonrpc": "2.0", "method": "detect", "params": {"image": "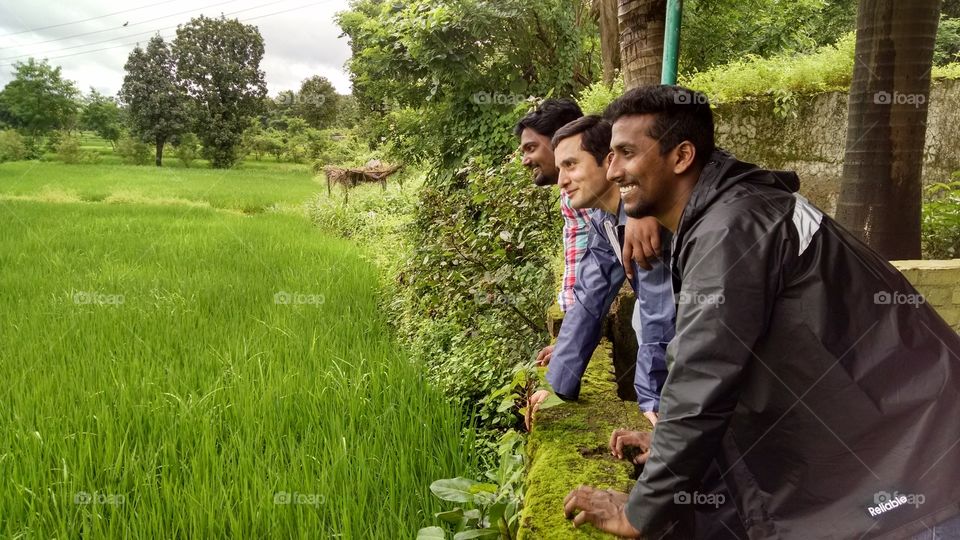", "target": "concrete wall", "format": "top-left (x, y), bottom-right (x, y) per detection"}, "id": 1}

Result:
top-left (893, 259), bottom-right (960, 330)
top-left (713, 79), bottom-right (960, 216)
